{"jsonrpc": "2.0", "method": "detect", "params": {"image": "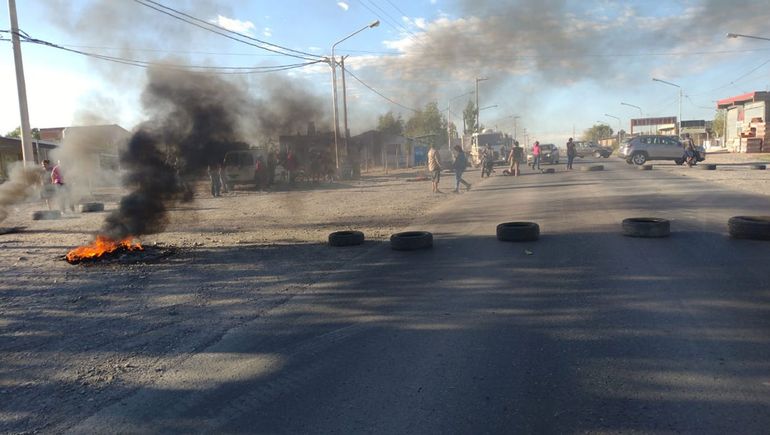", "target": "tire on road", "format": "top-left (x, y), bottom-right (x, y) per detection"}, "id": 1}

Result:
top-left (542, 168), bottom-right (556, 174)
top-left (328, 230), bottom-right (365, 247)
top-left (78, 202), bottom-right (105, 213)
top-left (700, 164), bottom-right (717, 170)
top-left (581, 164), bottom-right (604, 172)
top-left (32, 210), bottom-right (62, 220)
top-left (622, 217), bottom-right (670, 238)
top-left (496, 222), bottom-right (540, 242)
top-left (674, 158), bottom-right (684, 165)
top-left (728, 216), bottom-right (770, 240)
top-left (638, 164), bottom-right (653, 171)
top-left (390, 231), bottom-right (433, 251)
top-left (750, 164), bottom-right (766, 170)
